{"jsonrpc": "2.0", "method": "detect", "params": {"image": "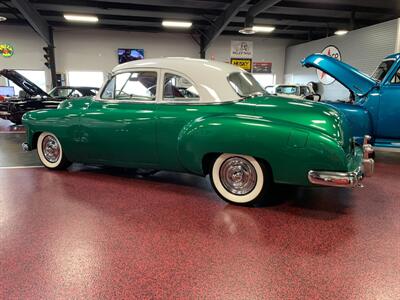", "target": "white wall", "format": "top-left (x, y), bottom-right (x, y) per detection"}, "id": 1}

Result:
top-left (0, 26), bottom-right (47, 86)
top-left (284, 19), bottom-right (399, 101)
top-left (207, 35), bottom-right (294, 83)
top-left (0, 25), bottom-right (294, 90)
